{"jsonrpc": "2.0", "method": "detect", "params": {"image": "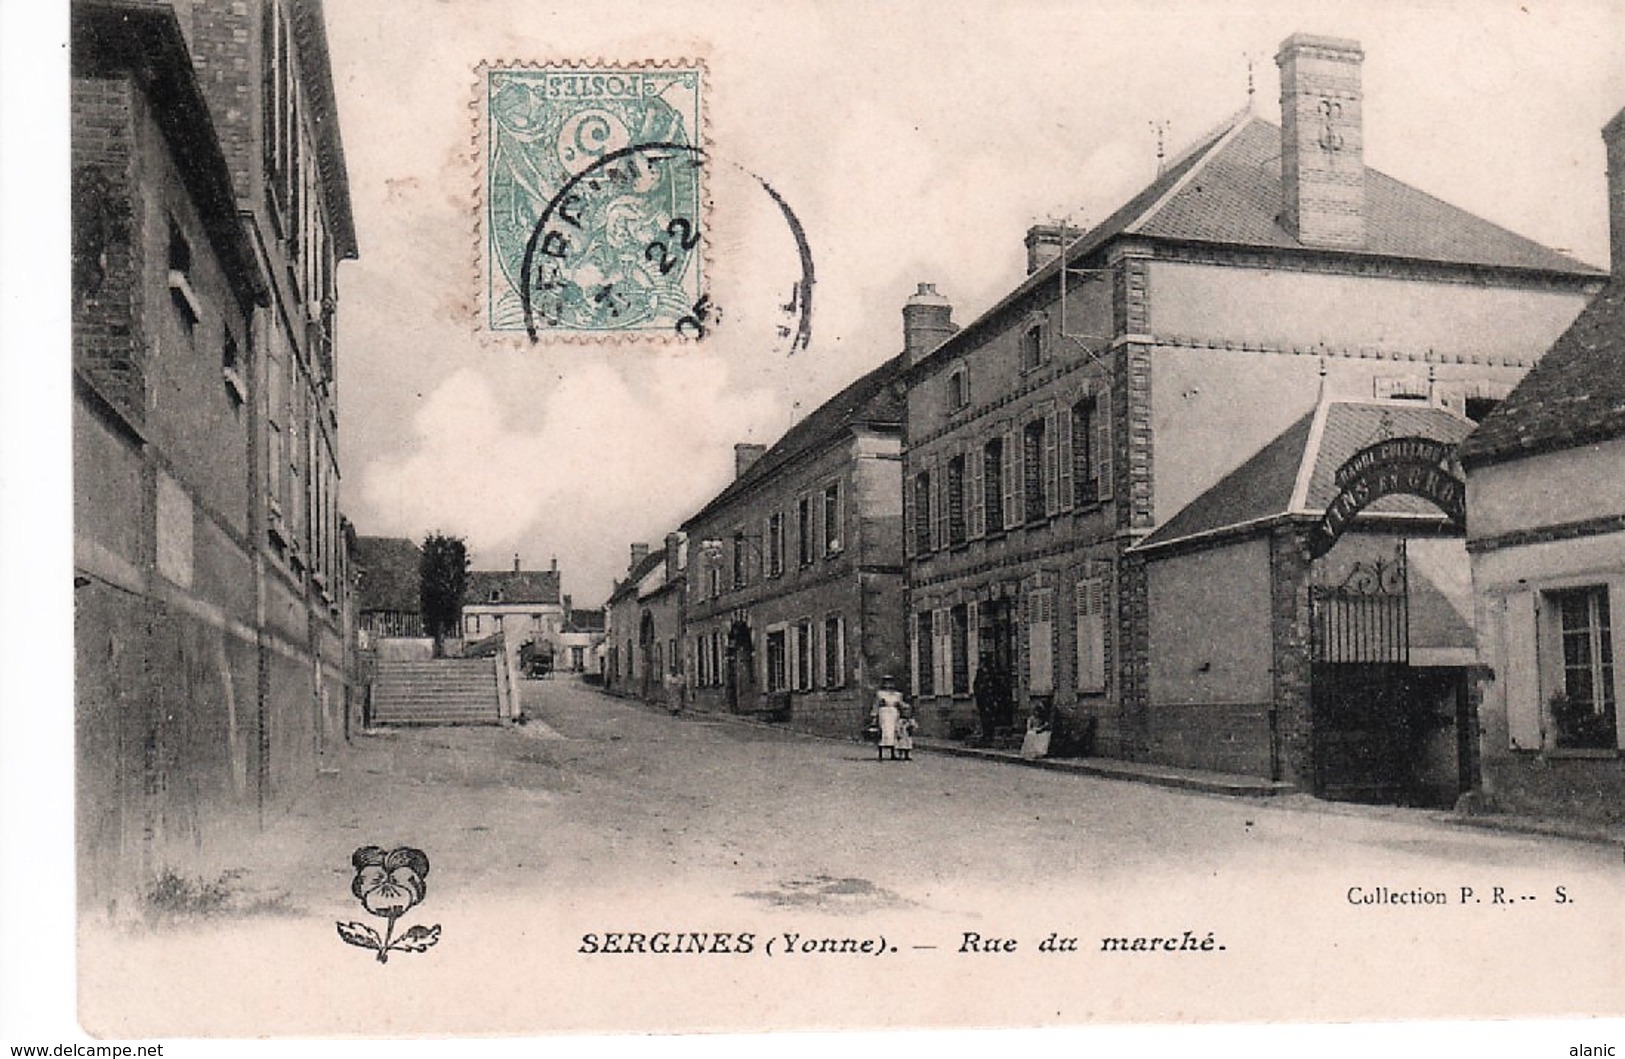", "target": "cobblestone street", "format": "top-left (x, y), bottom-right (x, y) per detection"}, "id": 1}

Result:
top-left (80, 676), bottom-right (1625, 1035)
